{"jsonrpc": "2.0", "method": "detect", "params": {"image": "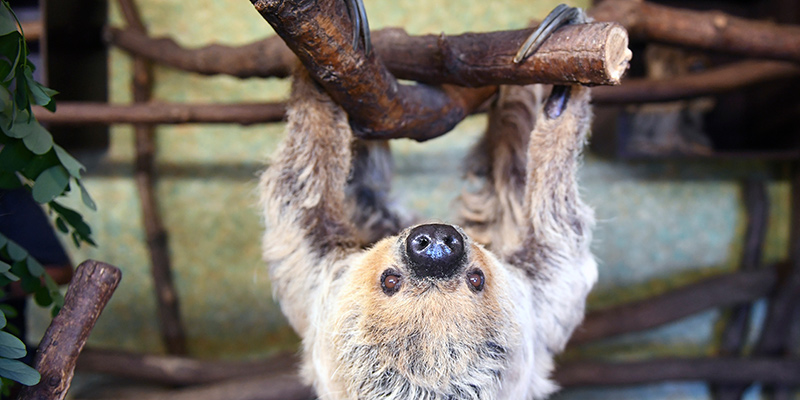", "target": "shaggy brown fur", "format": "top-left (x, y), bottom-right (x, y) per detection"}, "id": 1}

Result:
top-left (260, 69), bottom-right (596, 399)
